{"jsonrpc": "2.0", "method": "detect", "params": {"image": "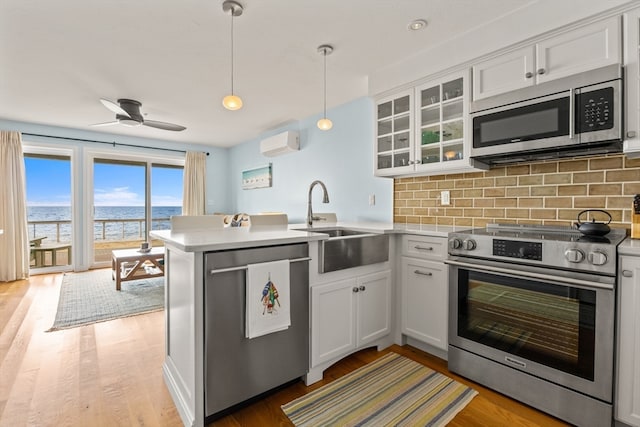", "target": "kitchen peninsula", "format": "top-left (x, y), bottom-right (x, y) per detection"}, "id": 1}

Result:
top-left (150, 226), bottom-right (327, 427)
